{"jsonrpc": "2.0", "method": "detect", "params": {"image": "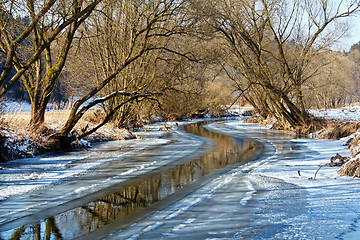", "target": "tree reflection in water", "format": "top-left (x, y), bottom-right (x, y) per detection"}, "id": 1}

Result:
top-left (3, 122), bottom-right (259, 240)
